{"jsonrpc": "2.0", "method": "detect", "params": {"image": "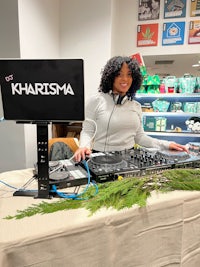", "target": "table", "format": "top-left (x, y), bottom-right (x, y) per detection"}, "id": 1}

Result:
top-left (0, 169), bottom-right (200, 267)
